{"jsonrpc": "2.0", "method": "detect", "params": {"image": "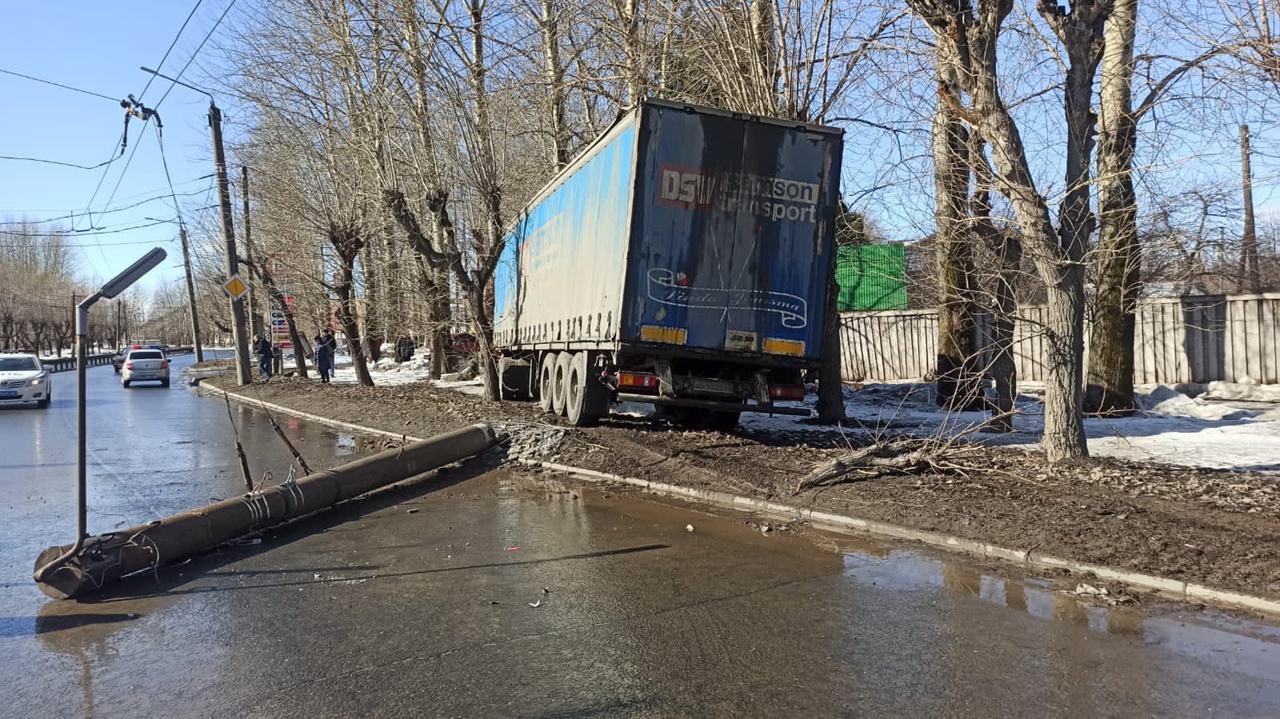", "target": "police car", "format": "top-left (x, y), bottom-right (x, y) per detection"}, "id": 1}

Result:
top-left (0, 353), bottom-right (51, 408)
